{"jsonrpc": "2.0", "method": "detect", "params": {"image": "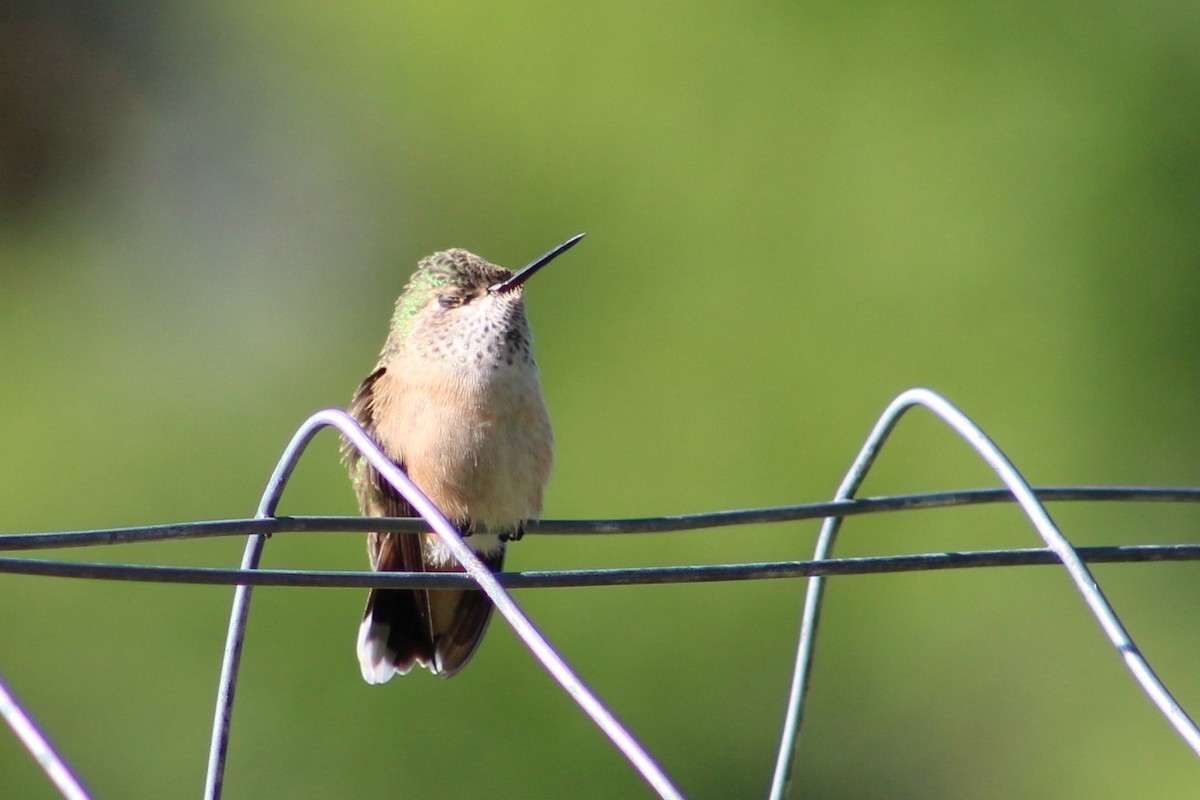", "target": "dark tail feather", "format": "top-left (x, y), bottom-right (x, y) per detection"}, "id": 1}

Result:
top-left (357, 588), bottom-right (434, 684)
top-left (357, 548), bottom-right (506, 682)
top-left (430, 549), bottom-right (505, 678)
